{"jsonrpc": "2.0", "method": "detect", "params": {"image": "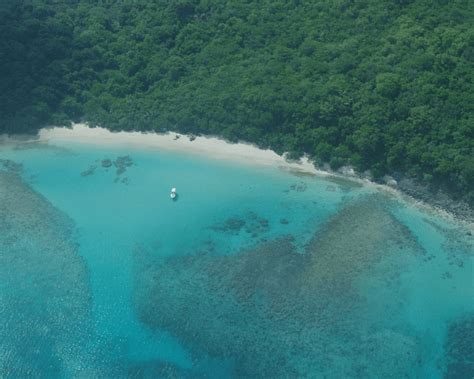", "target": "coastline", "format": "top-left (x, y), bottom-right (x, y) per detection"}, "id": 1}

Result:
top-left (3, 123), bottom-right (473, 227)
top-left (37, 123), bottom-right (328, 177)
